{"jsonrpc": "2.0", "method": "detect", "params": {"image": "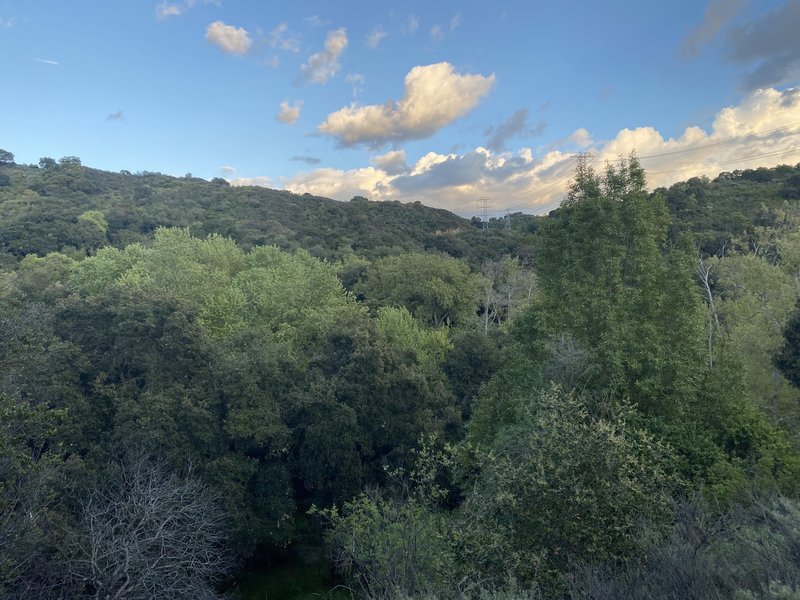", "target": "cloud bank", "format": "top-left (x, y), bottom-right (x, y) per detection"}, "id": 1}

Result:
top-left (228, 88), bottom-right (800, 217)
